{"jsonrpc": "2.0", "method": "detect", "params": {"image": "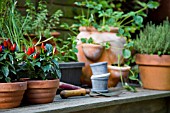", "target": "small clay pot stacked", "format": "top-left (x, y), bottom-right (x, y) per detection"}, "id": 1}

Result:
top-left (90, 62), bottom-right (110, 93)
